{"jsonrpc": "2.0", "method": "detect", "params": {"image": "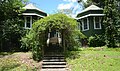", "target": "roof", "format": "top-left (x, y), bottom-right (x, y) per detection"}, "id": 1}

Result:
top-left (80, 5), bottom-right (103, 14)
top-left (23, 3), bottom-right (46, 13)
top-left (76, 14), bottom-right (105, 20)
